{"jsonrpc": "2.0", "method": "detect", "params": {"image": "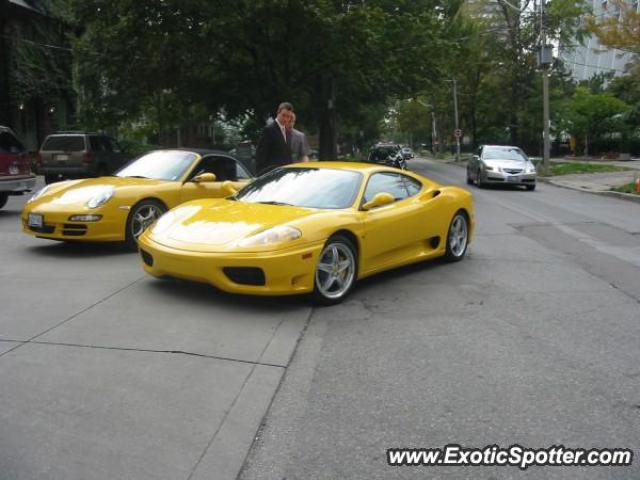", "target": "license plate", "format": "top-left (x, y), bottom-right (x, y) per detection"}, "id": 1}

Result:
top-left (28, 213), bottom-right (43, 228)
top-left (507, 176), bottom-right (520, 183)
top-left (55, 154), bottom-right (69, 161)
